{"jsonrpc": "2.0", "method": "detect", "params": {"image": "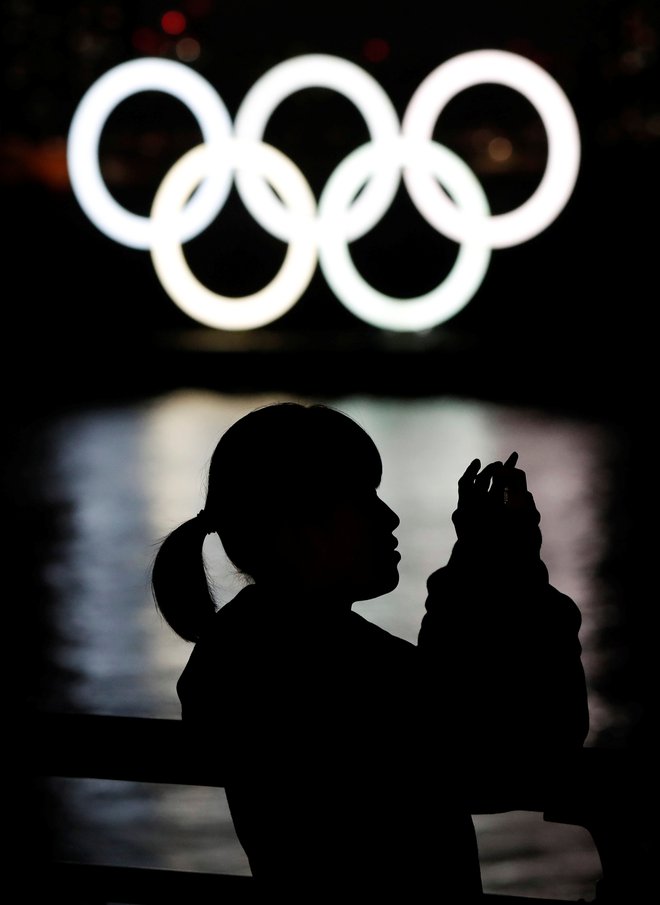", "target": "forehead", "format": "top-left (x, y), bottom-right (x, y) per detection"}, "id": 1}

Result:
top-left (217, 405), bottom-right (384, 495)
top-left (314, 437), bottom-right (382, 487)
